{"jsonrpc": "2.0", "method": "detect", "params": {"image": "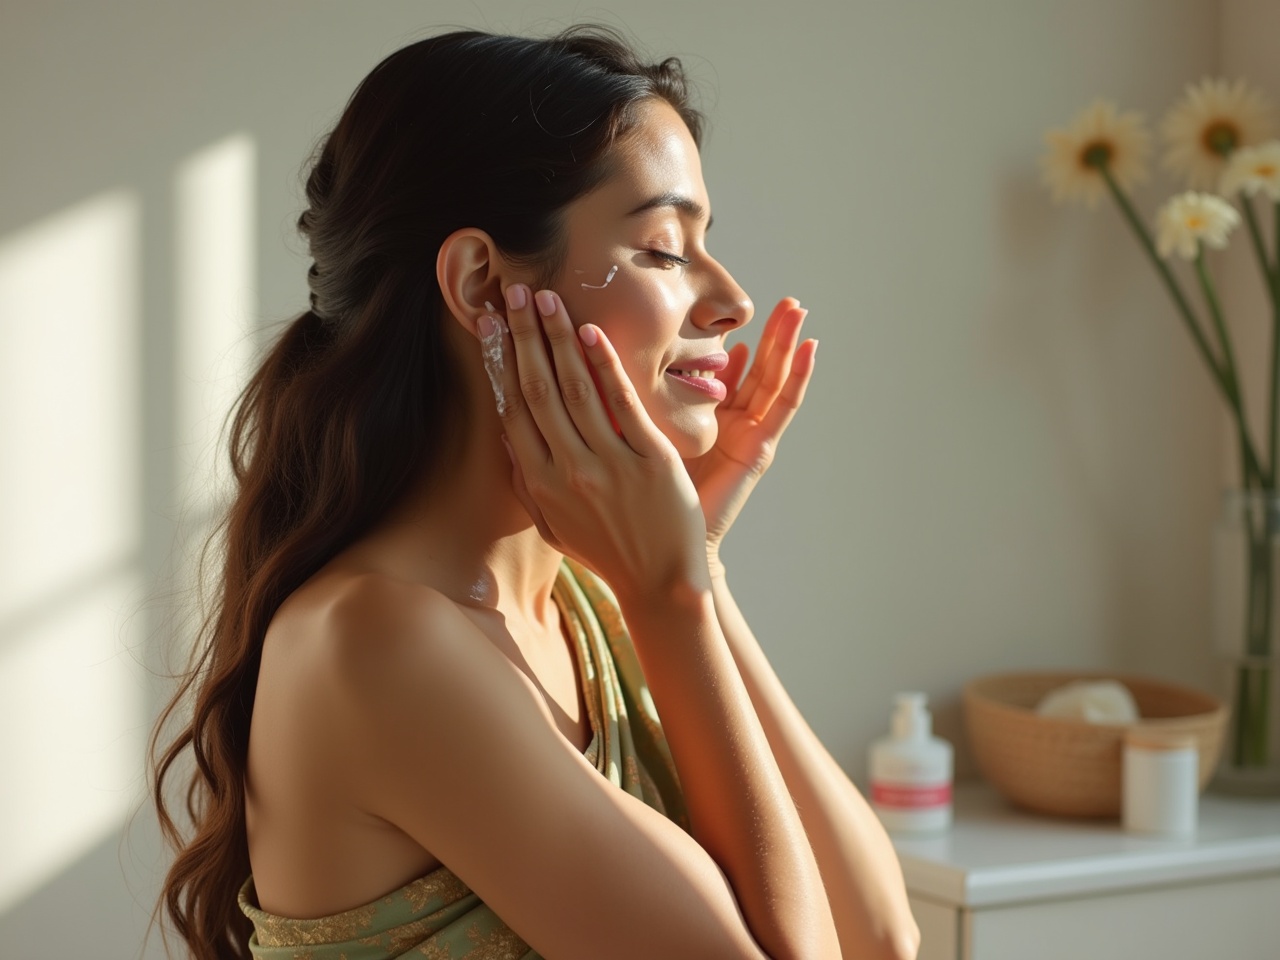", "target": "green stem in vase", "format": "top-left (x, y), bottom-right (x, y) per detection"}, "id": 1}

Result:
top-left (1228, 495), bottom-right (1273, 768)
top-left (1101, 168), bottom-right (1268, 487)
top-left (1235, 659), bottom-right (1271, 767)
top-left (1240, 195), bottom-right (1280, 486)
top-left (1194, 248), bottom-right (1267, 489)
top-left (1273, 199), bottom-right (1280, 495)
top-left (1189, 213), bottom-right (1274, 771)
